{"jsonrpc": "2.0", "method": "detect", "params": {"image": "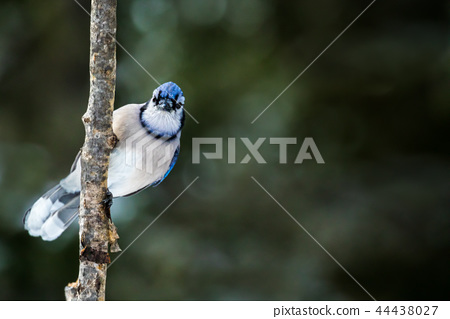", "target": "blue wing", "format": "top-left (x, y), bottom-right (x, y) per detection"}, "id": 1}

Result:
top-left (151, 146), bottom-right (180, 187)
